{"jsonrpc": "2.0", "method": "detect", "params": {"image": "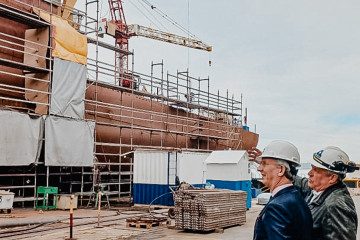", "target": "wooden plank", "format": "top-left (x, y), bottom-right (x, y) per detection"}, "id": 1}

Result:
top-left (24, 27), bottom-right (49, 114)
top-left (62, 0), bottom-right (77, 20)
top-left (126, 217), bottom-right (171, 229)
